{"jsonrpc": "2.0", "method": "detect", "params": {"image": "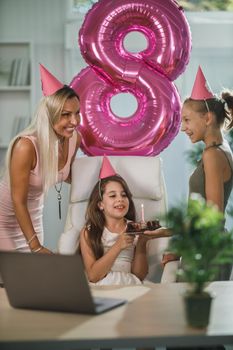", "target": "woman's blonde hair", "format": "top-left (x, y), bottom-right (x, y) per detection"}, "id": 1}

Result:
top-left (4, 86), bottom-right (79, 193)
